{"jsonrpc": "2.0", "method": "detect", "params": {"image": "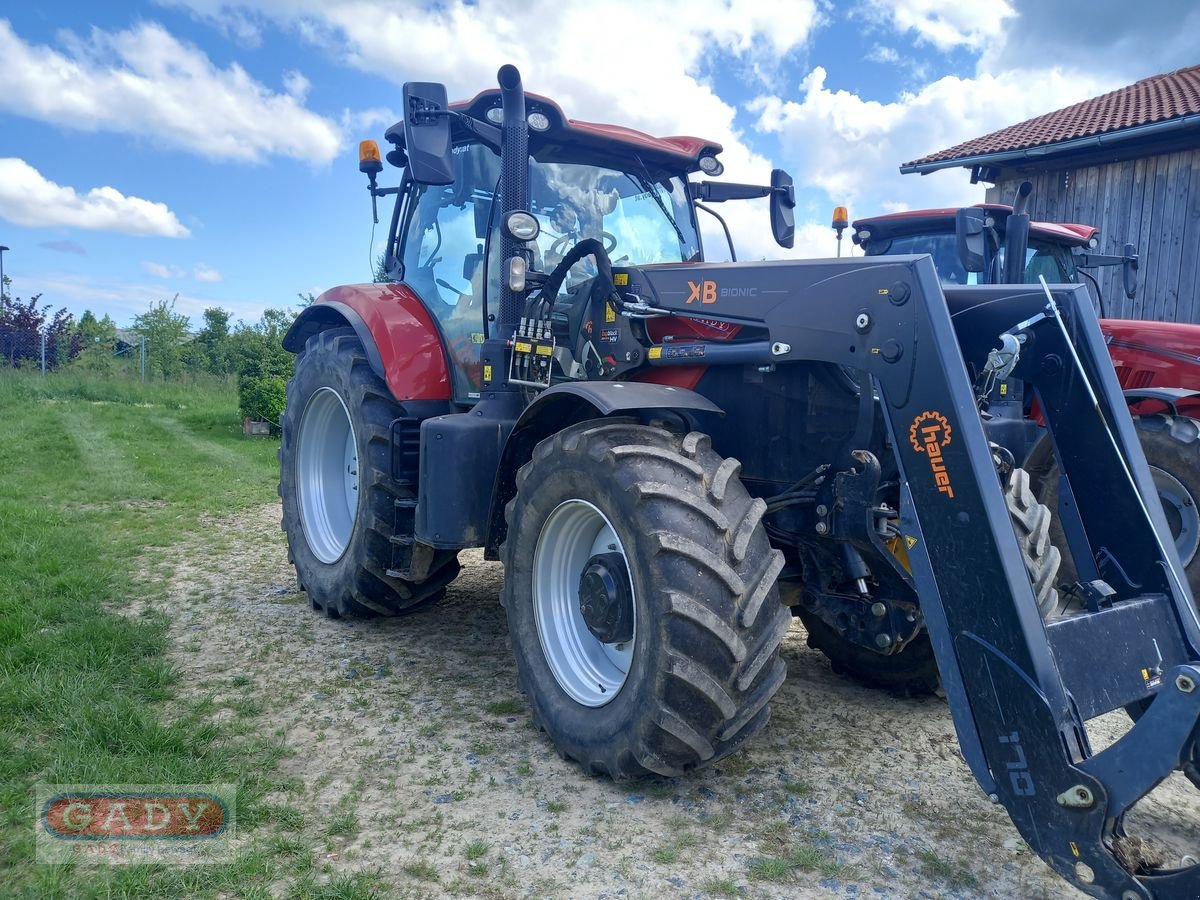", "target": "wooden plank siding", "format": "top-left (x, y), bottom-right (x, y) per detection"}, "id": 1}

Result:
top-left (985, 148), bottom-right (1200, 323)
